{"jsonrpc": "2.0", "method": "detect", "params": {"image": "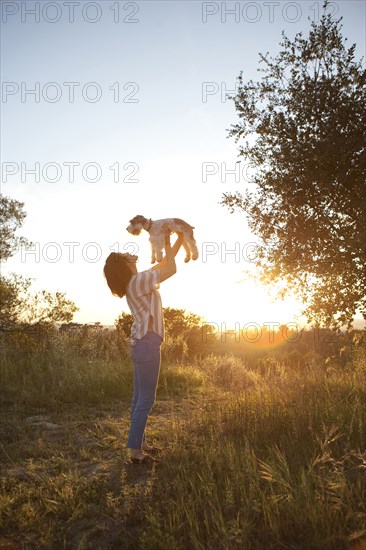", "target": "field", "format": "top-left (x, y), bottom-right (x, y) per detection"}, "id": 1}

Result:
top-left (1, 326), bottom-right (366, 549)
